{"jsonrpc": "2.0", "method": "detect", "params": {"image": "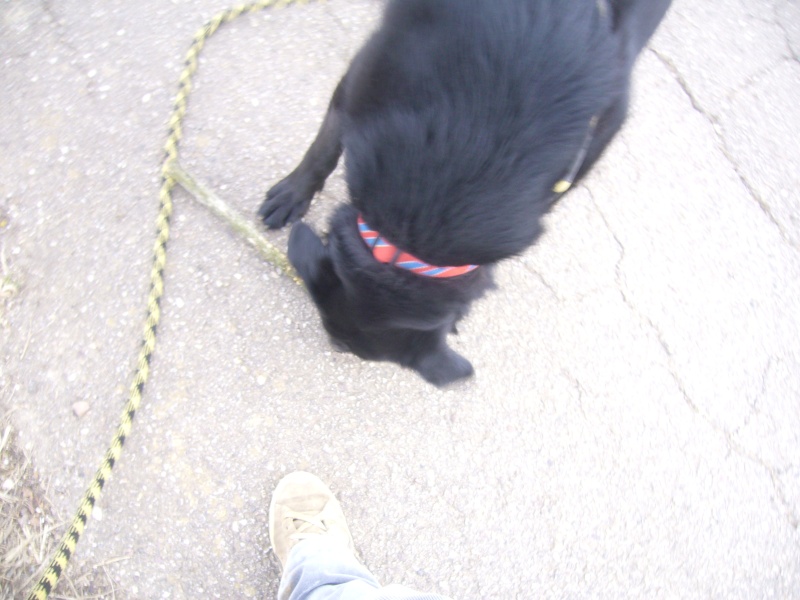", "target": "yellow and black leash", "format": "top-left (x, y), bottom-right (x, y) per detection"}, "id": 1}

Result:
top-left (27, 1), bottom-right (308, 597)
